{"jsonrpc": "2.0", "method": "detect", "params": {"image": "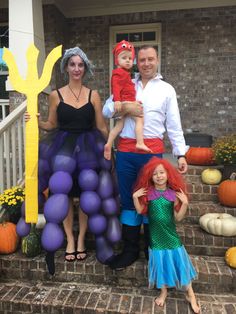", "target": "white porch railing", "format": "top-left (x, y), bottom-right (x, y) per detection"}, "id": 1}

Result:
top-left (0, 100), bottom-right (26, 193)
top-left (0, 99), bottom-right (9, 121)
